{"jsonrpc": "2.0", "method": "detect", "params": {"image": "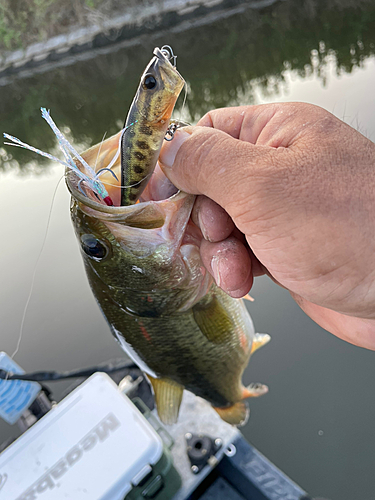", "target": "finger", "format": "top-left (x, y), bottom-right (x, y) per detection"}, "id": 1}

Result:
top-left (196, 103), bottom-right (332, 147)
top-left (159, 103), bottom-right (334, 204)
top-left (191, 195), bottom-right (234, 242)
top-left (159, 125), bottom-right (274, 212)
top-left (142, 162), bottom-right (178, 201)
top-left (200, 237), bottom-right (253, 298)
top-left (247, 247), bottom-right (268, 277)
top-left (196, 105), bottom-right (279, 143)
